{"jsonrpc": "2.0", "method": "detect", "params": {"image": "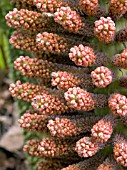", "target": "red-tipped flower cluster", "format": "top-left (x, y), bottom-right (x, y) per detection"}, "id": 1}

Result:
top-left (18, 110), bottom-right (49, 132)
top-left (51, 71), bottom-right (81, 90)
top-left (75, 137), bottom-right (100, 157)
top-left (9, 31), bottom-right (40, 53)
top-left (32, 93), bottom-right (68, 115)
top-left (91, 117), bottom-right (114, 143)
top-left (9, 81), bottom-right (44, 102)
top-left (69, 45), bottom-right (96, 67)
top-left (79, 0), bottom-right (98, 16)
top-left (113, 49), bottom-right (127, 69)
top-left (36, 32), bottom-right (67, 54)
top-left (108, 93), bottom-right (127, 116)
top-left (91, 66), bottom-right (113, 88)
top-left (47, 117), bottom-right (81, 137)
top-left (54, 6), bottom-right (84, 33)
top-left (5, 8), bottom-right (49, 32)
top-left (24, 137), bottom-right (74, 158)
top-left (113, 135), bottom-right (127, 167)
top-left (34, 0), bottom-right (67, 13)
top-left (109, 0), bottom-right (127, 15)
top-left (14, 56), bottom-right (56, 78)
top-left (94, 17), bottom-right (116, 43)
top-left (64, 87), bottom-right (95, 111)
